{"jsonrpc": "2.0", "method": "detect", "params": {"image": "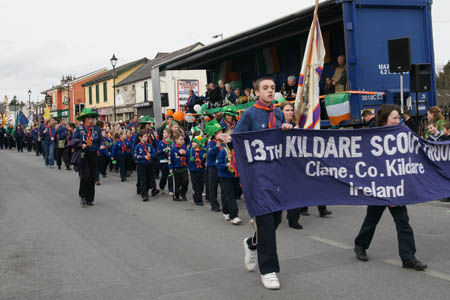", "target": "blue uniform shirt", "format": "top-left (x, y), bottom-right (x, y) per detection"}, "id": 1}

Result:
top-left (56, 126), bottom-right (68, 141)
top-left (169, 144), bottom-right (188, 170)
top-left (217, 147), bottom-right (235, 178)
top-left (134, 142), bottom-right (156, 165)
top-left (206, 139), bottom-right (221, 167)
top-left (39, 125), bottom-right (56, 142)
top-left (157, 140), bottom-right (172, 163)
top-left (72, 125), bottom-right (102, 152)
top-left (111, 140), bottom-right (127, 158)
top-left (188, 148), bottom-right (207, 172)
top-left (234, 105), bottom-right (285, 133)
